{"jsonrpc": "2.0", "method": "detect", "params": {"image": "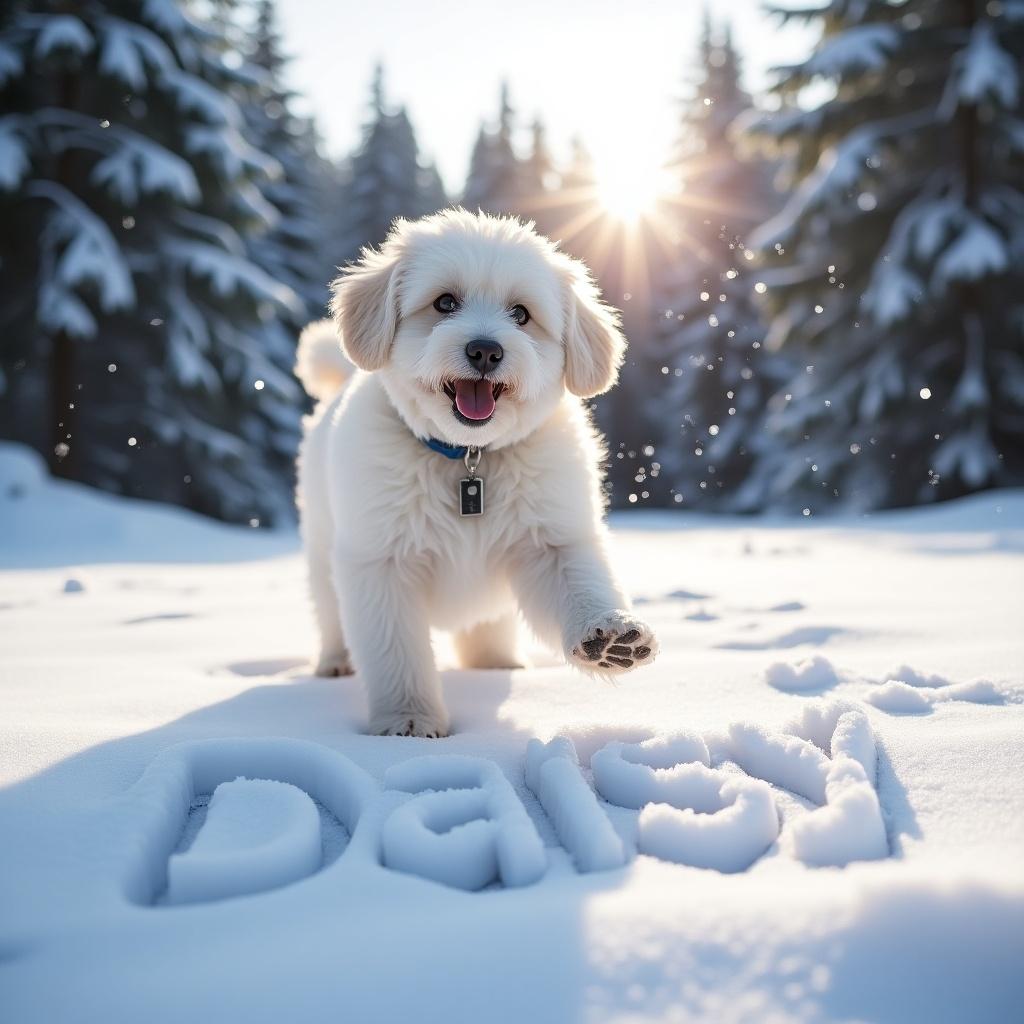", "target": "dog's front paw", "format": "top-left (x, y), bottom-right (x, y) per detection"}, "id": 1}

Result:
top-left (570, 612), bottom-right (658, 674)
top-left (372, 709), bottom-right (450, 739)
top-left (313, 648), bottom-right (354, 677)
